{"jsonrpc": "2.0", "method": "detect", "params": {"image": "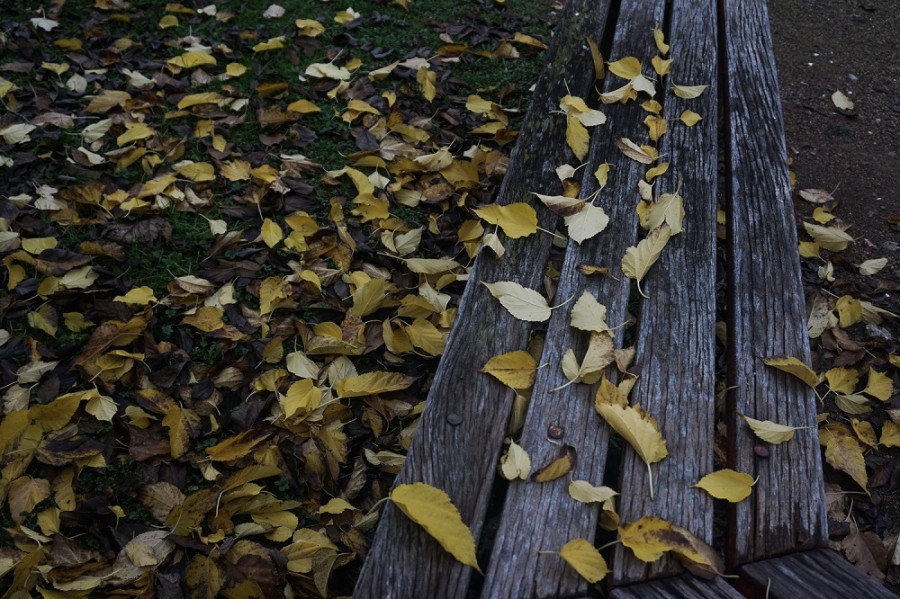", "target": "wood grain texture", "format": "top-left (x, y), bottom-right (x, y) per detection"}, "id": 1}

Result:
top-left (609, 575), bottom-right (743, 599)
top-left (353, 1), bottom-right (611, 597)
top-left (611, 0), bottom-right (720, 585)
top-left (737, 549), bottom-right (896, 598)
top-left (480, 2), bottom-right (666, 597)
top-left (723, 0), bottom-right (828, 567)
